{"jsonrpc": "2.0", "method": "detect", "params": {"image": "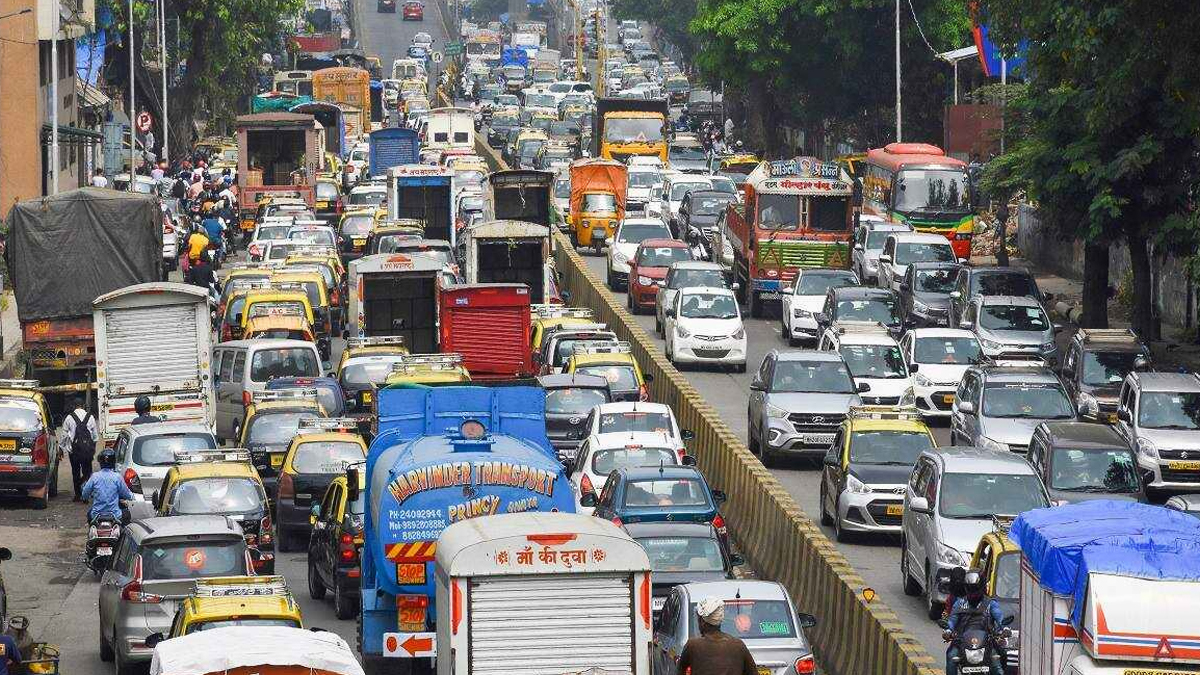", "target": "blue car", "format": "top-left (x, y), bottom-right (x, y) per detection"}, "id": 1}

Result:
top-left (407, 46), bottom-right (428, 60)
top-left (583, 465), bottom-right (730, 550)
top-left (264, 376), bottom-right (346, 417)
